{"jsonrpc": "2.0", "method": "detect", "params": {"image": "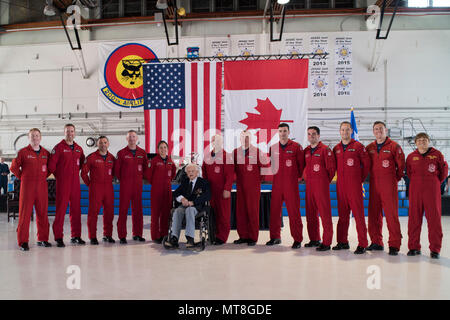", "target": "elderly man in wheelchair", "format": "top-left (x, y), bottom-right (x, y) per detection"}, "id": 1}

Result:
top-left (163, 163), bottom-right (211, 250)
